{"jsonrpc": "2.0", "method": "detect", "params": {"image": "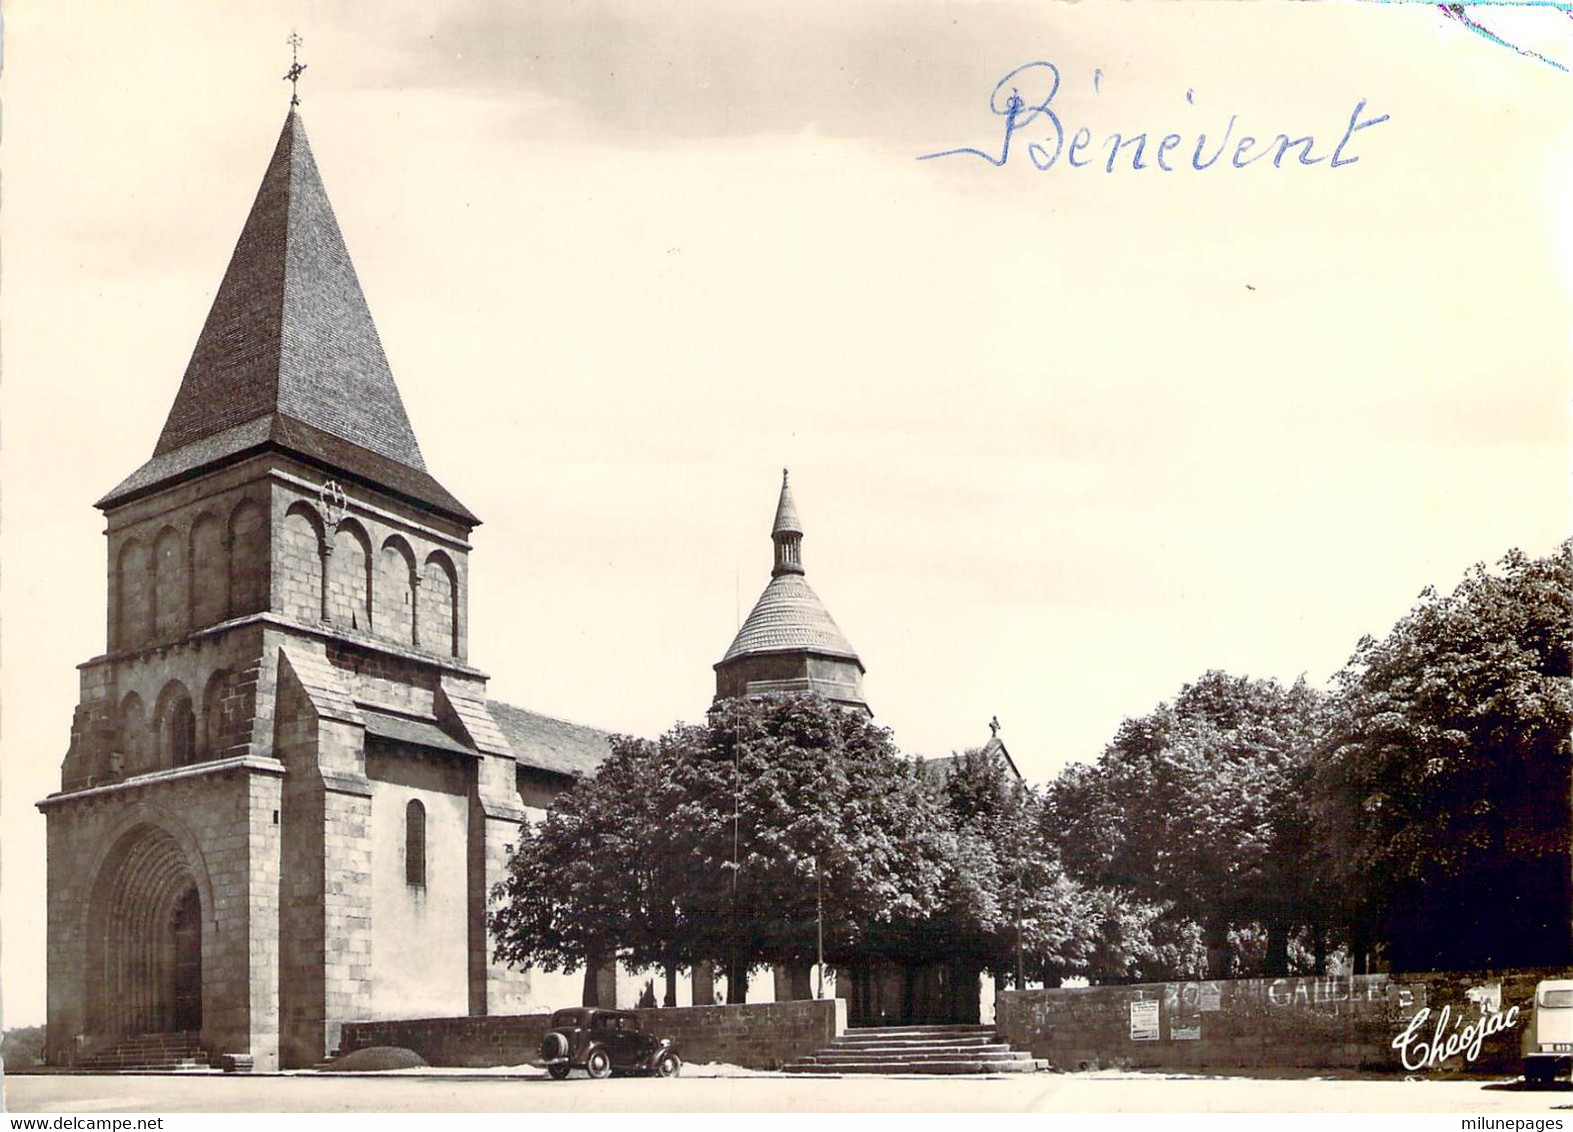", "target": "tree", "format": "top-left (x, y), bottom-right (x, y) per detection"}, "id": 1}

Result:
top-left (492, 694), bottom-right (959, 1005)
top-left (489, 734), bottom-right (691, 1005)
top-left (671, 695), bottom-right (951, 998)
top-left (1313, 543), bottom-right (1573, 971)
top-left (1, 1026), bottom-right (46, 1069)
top-left (1045, 671), bottom-right (1324, 977)
top-left (1079, 887), bottom-right (1208, 984)
top-left (935, 748), bottom-right (1090, 987)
